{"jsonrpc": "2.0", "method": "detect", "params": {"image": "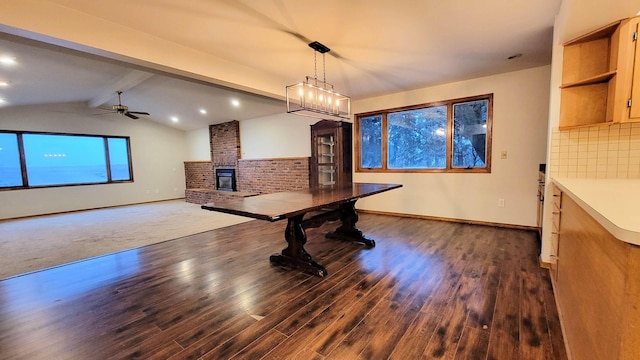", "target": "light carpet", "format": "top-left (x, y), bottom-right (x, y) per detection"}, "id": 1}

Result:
top-left (0, 199), bottom-right (253, 280)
